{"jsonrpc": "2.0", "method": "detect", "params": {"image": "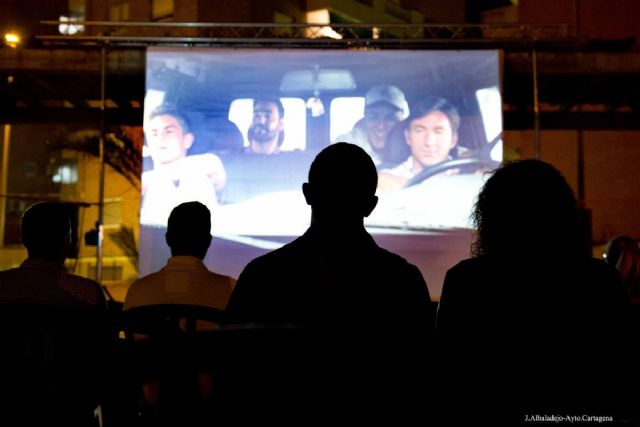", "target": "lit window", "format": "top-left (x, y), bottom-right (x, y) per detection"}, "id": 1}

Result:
top-left (476, 87), bottom-right (504, 162)
top-left (51, 160), bottom-right (78, 184)
top-left (273, 12), bottom-right (294, 36)
top-left (60, 0), bottom-right (86, 36)
top-left (109, 2), bottom-right (130, 21)
top-left (476, 87), bottom-right (503, 144)
top-left (152, 0), bottom-right (174, 20)
top-left (305, 9), bottom-right (343, 39)
top-left (58, 16), bottom-right (85, 35)
top-left (103, 199), bottom-right (122, 227)
top-left (329, 97), bottom-right (365, 142)
top-left (274, 12), bottom-right (293, 24)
